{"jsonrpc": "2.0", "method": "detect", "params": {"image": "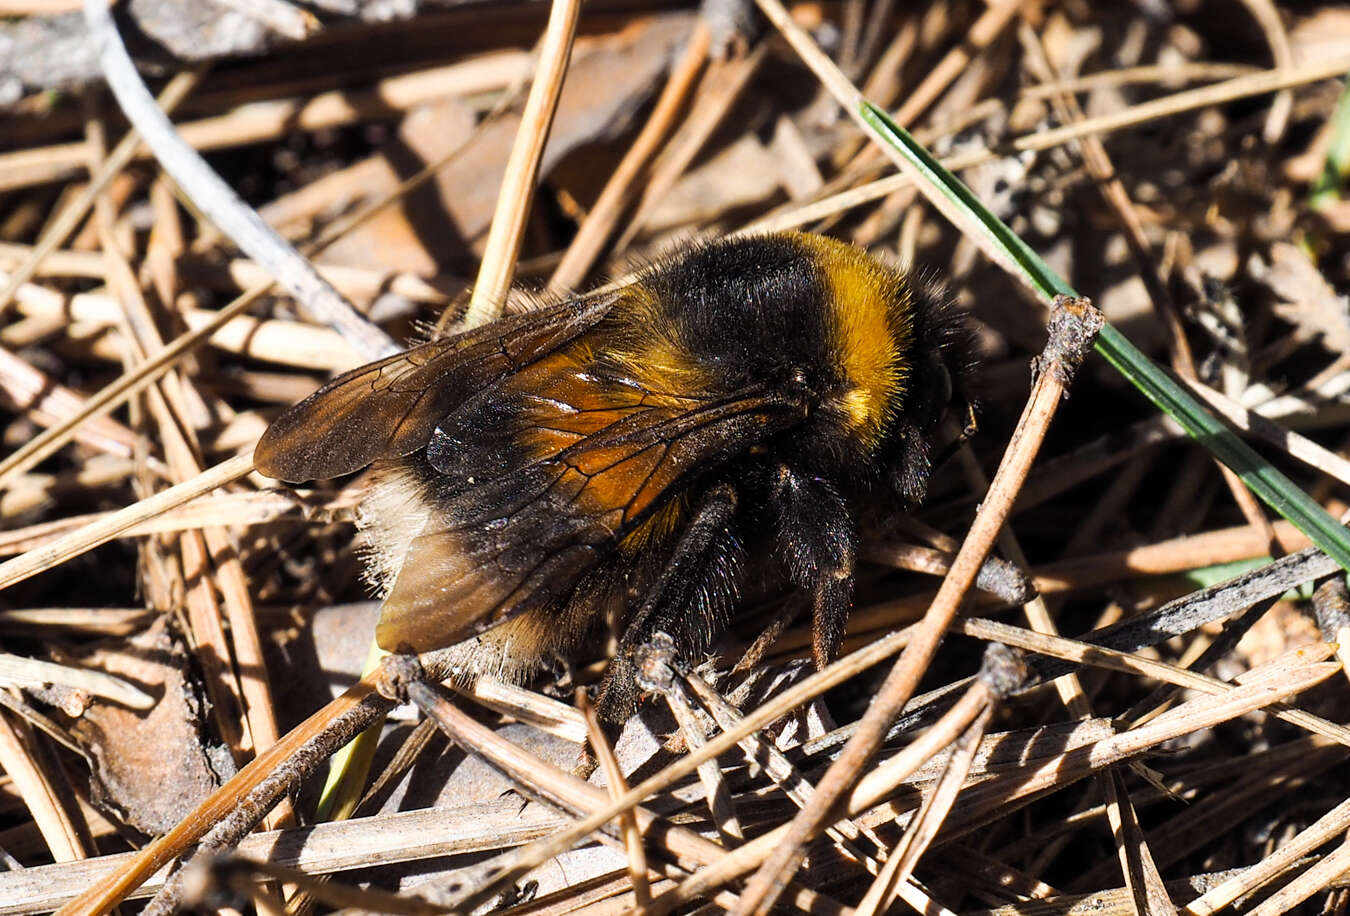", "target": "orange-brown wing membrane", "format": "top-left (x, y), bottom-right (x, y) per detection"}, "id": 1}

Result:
top-left (253, 295), bottom-right (615, 482)
top-left (375, 361), bottom-right (802, 654)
